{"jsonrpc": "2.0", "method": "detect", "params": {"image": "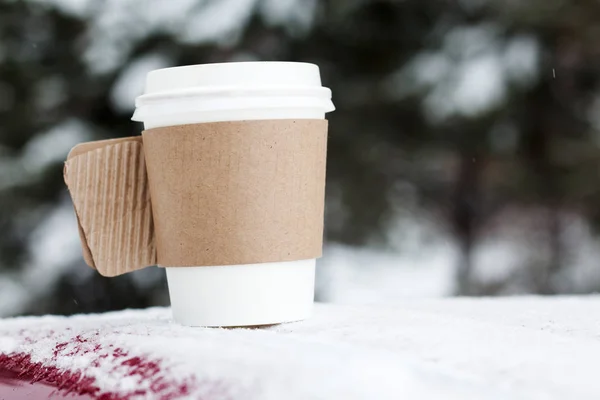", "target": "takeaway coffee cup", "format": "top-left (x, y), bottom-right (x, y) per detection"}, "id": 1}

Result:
top-left (132, 62), bottom-right (334, 327)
